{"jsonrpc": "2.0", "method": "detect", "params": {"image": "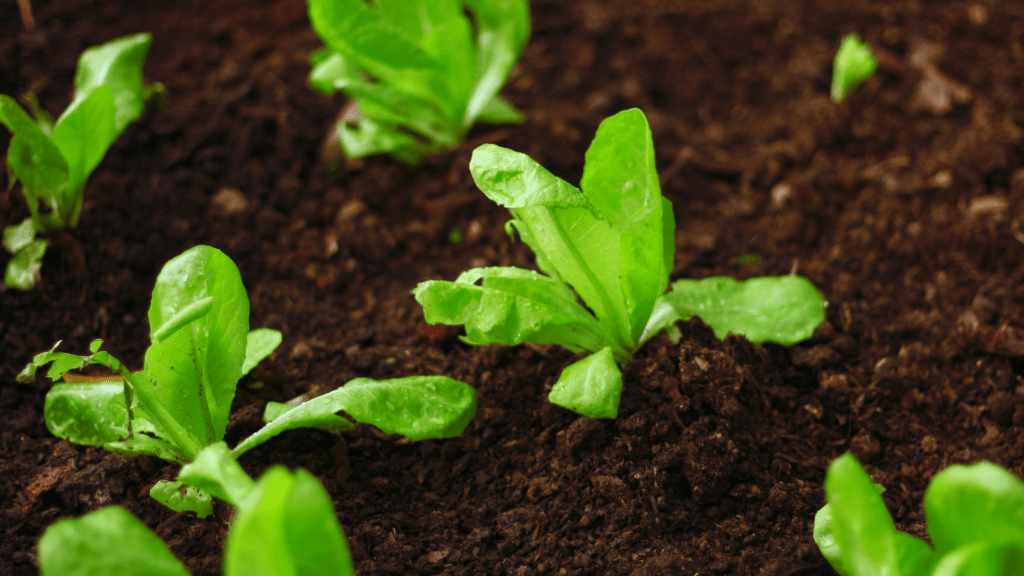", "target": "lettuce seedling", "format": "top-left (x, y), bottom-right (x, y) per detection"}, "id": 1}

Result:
top-left (38, 447), bottom-right (355, 576)
top-left (1, 33), bottom-right (162, 290)
top-left (307, 0), bottom-right (530, 165)
top-left (20, 245), bottom-right (476, 514)
top-left (831, 33), bottom-right (878, 103)
top-left (815, 452), bottom-right (1024, 576)
top-left (415, 108), bottom-right (825, 419)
